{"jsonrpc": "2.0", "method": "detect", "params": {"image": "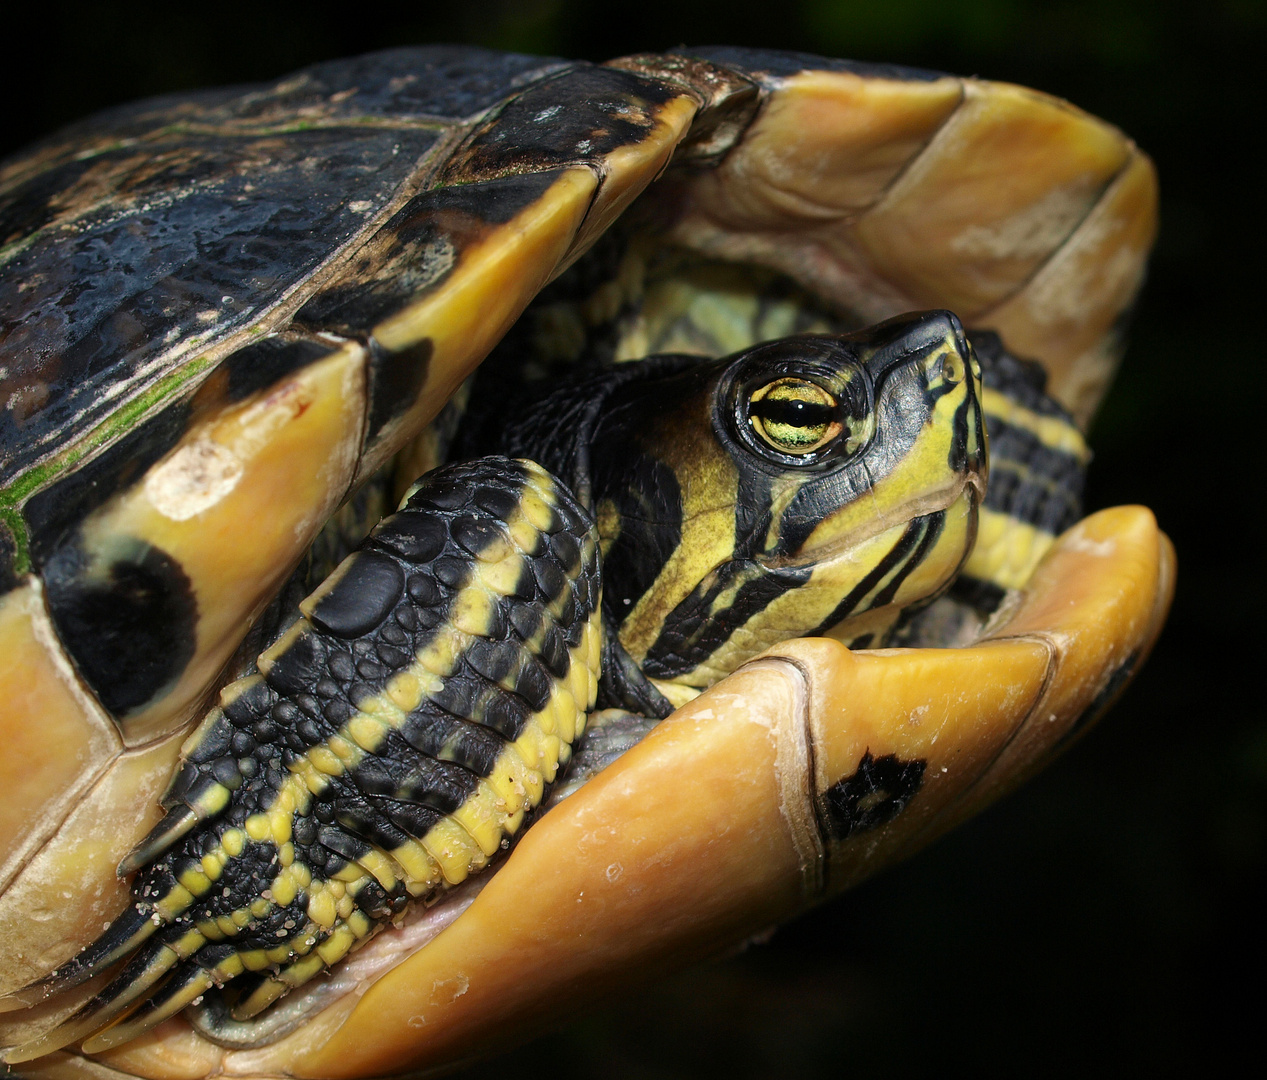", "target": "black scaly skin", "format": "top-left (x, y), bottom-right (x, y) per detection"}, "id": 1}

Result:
top-left (6, 457), bottom-right (600, 1057)
top-left (957, 331), bottom-right (1088, 613)
top-left (453, 354), bottom-right (696, 718)
top-left (970, 331), bottom-right (1086, 535)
